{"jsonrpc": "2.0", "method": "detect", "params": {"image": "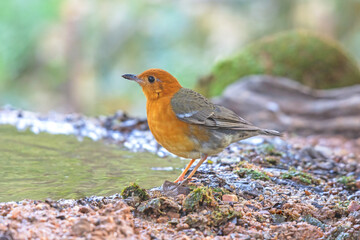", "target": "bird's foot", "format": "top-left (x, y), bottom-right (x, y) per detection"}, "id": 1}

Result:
top-left (174, 176), bottom-right (185, 183)
top-left (174, 177), bottom-right (192, 186)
